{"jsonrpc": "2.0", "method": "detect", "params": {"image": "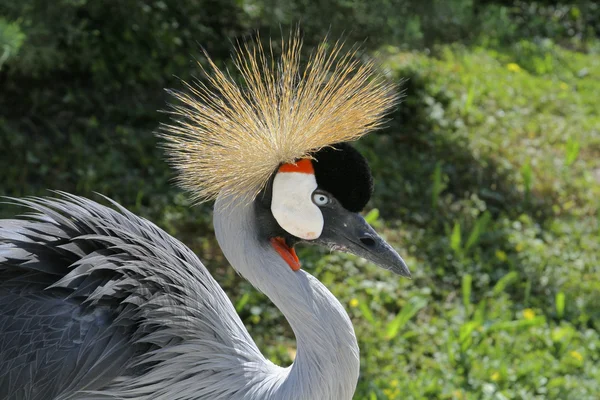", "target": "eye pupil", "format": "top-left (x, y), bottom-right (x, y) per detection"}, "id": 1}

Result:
top-left (313, 193), bottom-right (329, 206)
